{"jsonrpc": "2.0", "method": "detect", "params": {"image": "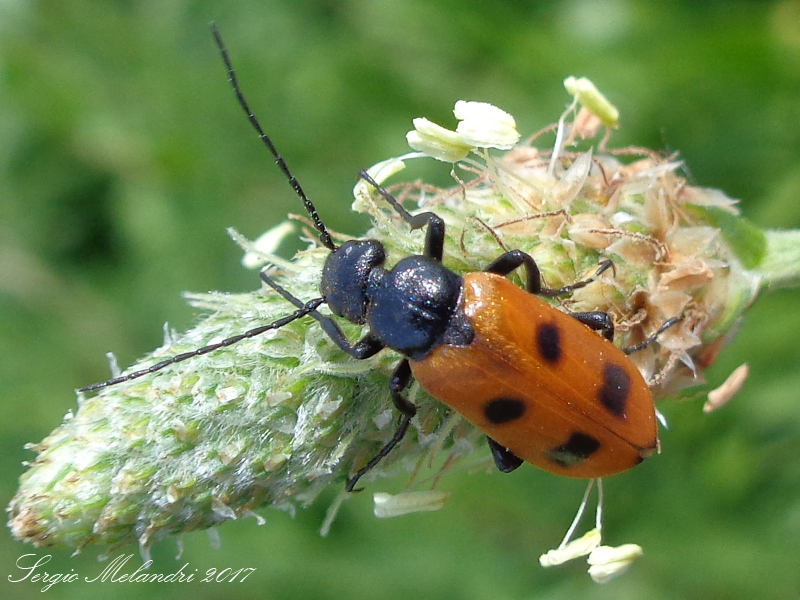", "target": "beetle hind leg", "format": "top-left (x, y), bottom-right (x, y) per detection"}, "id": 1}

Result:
top-left (487, 437), bottom-right (525, 473)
